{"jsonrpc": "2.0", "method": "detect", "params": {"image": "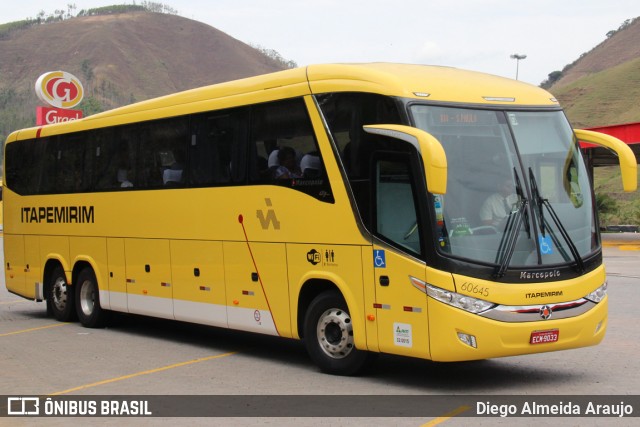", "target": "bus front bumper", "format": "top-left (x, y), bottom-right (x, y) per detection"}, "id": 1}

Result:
top-left (428, 296), bottom-right (607, 362)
